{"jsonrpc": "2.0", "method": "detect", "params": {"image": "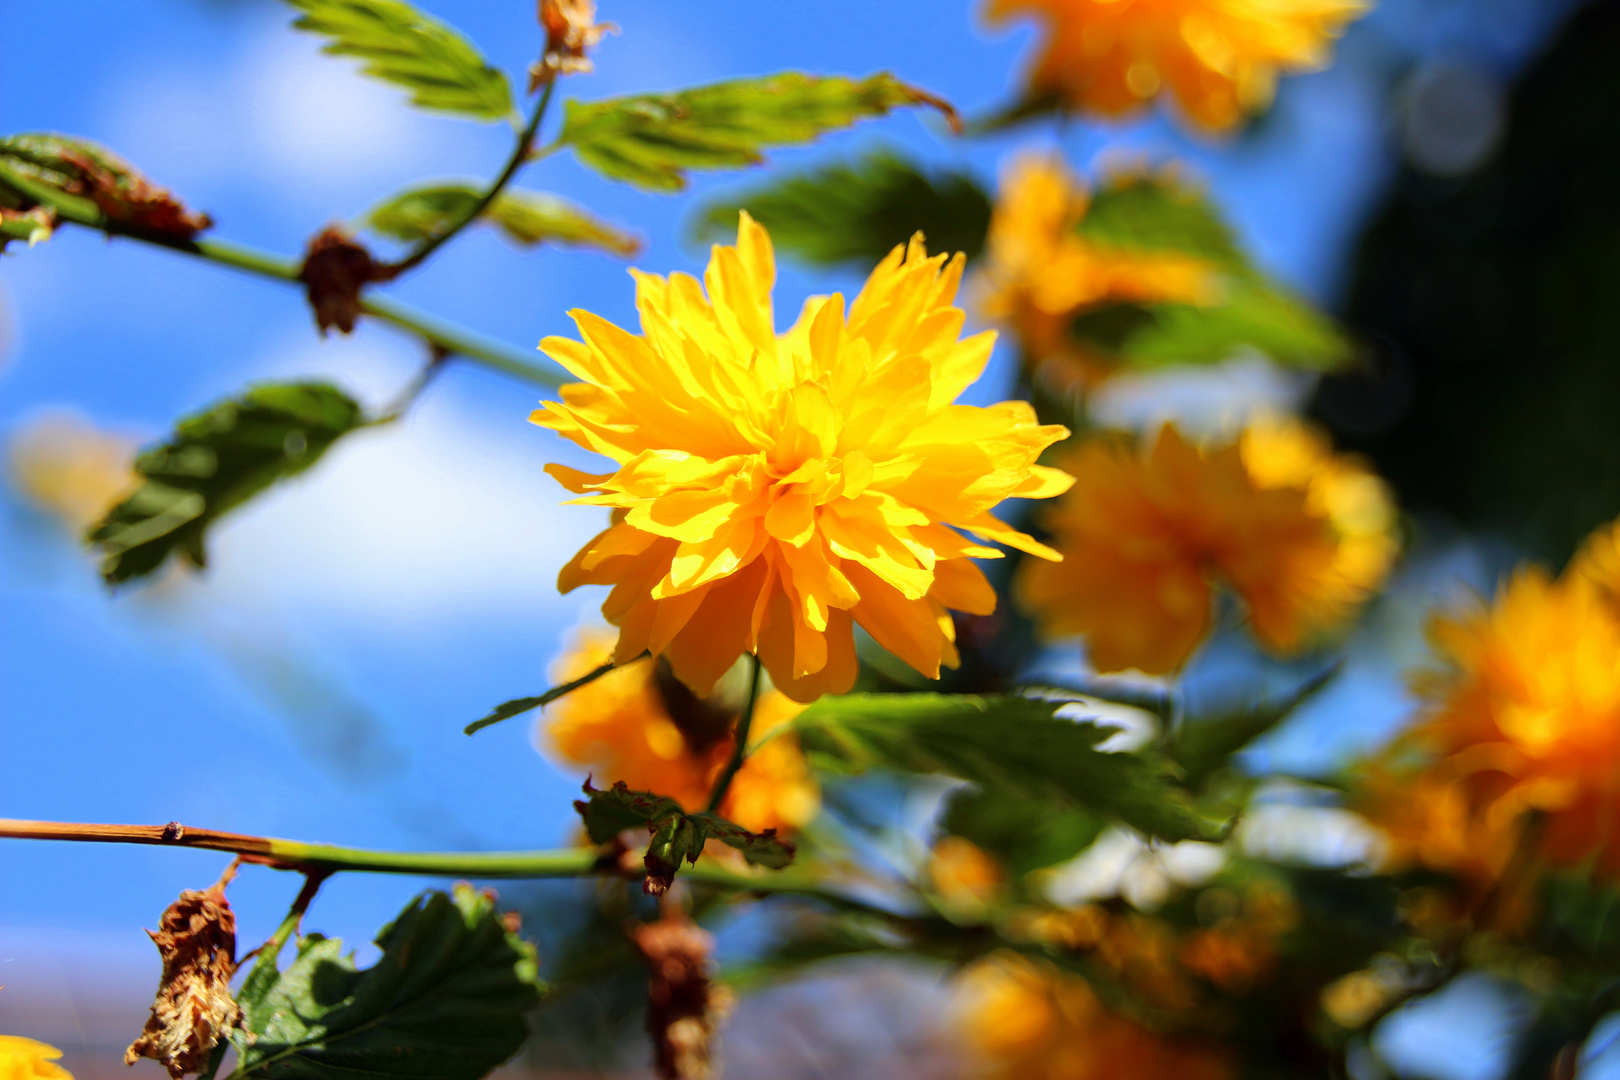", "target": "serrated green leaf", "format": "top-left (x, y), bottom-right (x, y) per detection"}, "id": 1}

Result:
top-left (573, 780), bottom-right (686, 846)
top-left (232, 885), bottom-right (543, 1080)
top-left (572, 780), bottom-right (796, 894)
top-left (940, 784), bottom-right (1105, 878)
top-left (559, 72), bottom-right (959, 193)
top-left (88, 382), bottom-right (365, 585)
top-left (1066, 173), bottom-right (1350, 371)
top-left (691, 148), bottom-right (992, 268)
top-left (366, 182), bottom-right (640, 256)
top-left (790, 694), bottom-right (1219, 842)
top-left (286, 0), bottom-right (513, 122)
top-left (1163, 666), bottom-right (1339, 788)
